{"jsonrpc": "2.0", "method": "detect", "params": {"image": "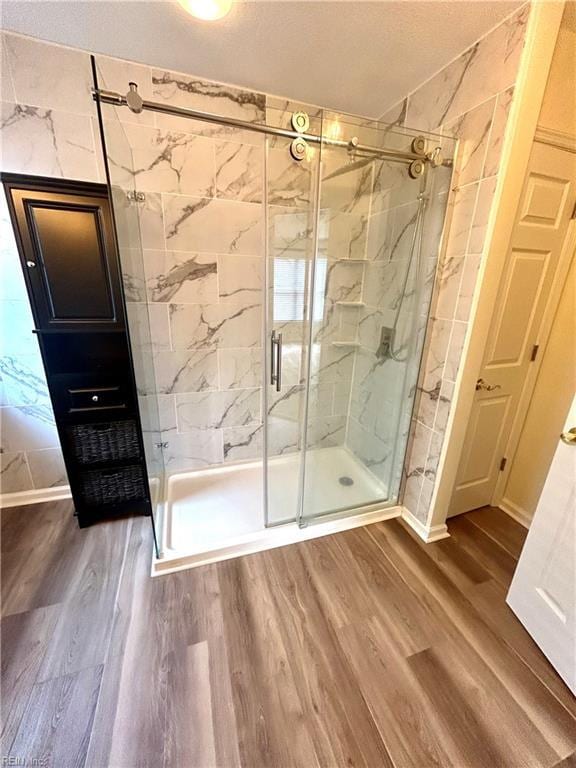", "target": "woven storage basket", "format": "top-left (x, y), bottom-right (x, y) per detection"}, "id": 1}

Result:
top-left (68, 420), bottom-right (141, 465)
top-left (78, 464), bottom-right (146, 507)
